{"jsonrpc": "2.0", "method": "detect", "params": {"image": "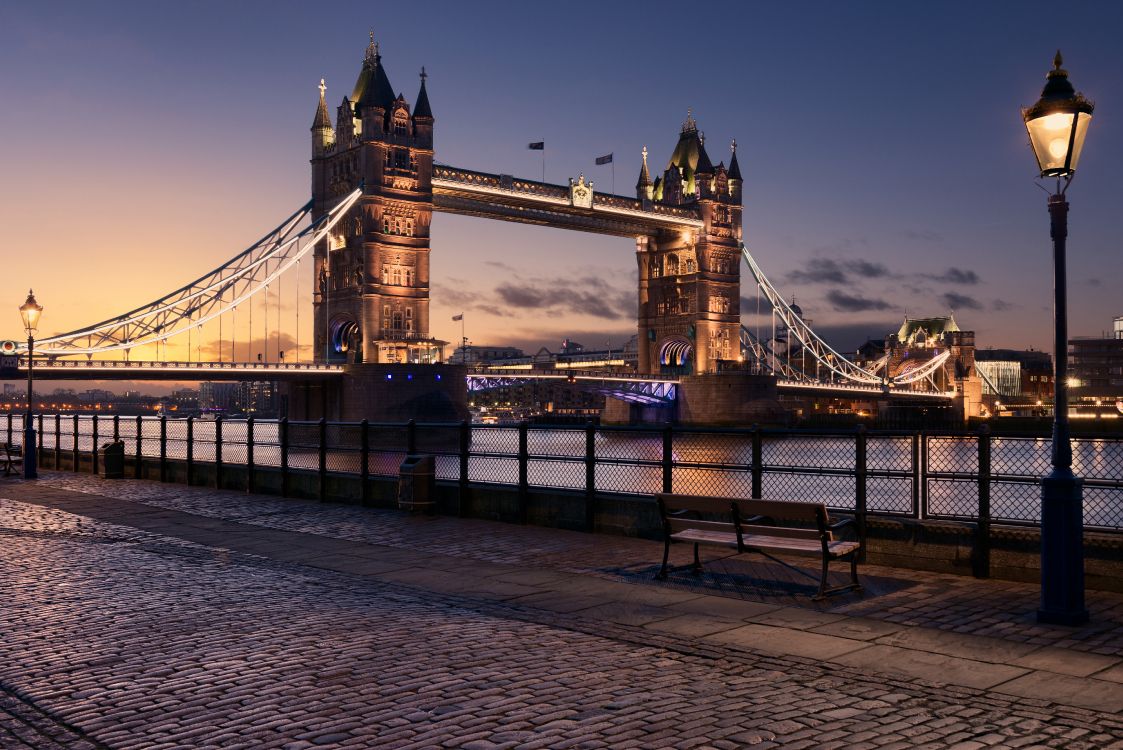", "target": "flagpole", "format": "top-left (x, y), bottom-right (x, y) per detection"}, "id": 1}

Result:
top-left (542, 147), bottom-right (545, 183)
top-left (612, 159), bottom-right (615, 195)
